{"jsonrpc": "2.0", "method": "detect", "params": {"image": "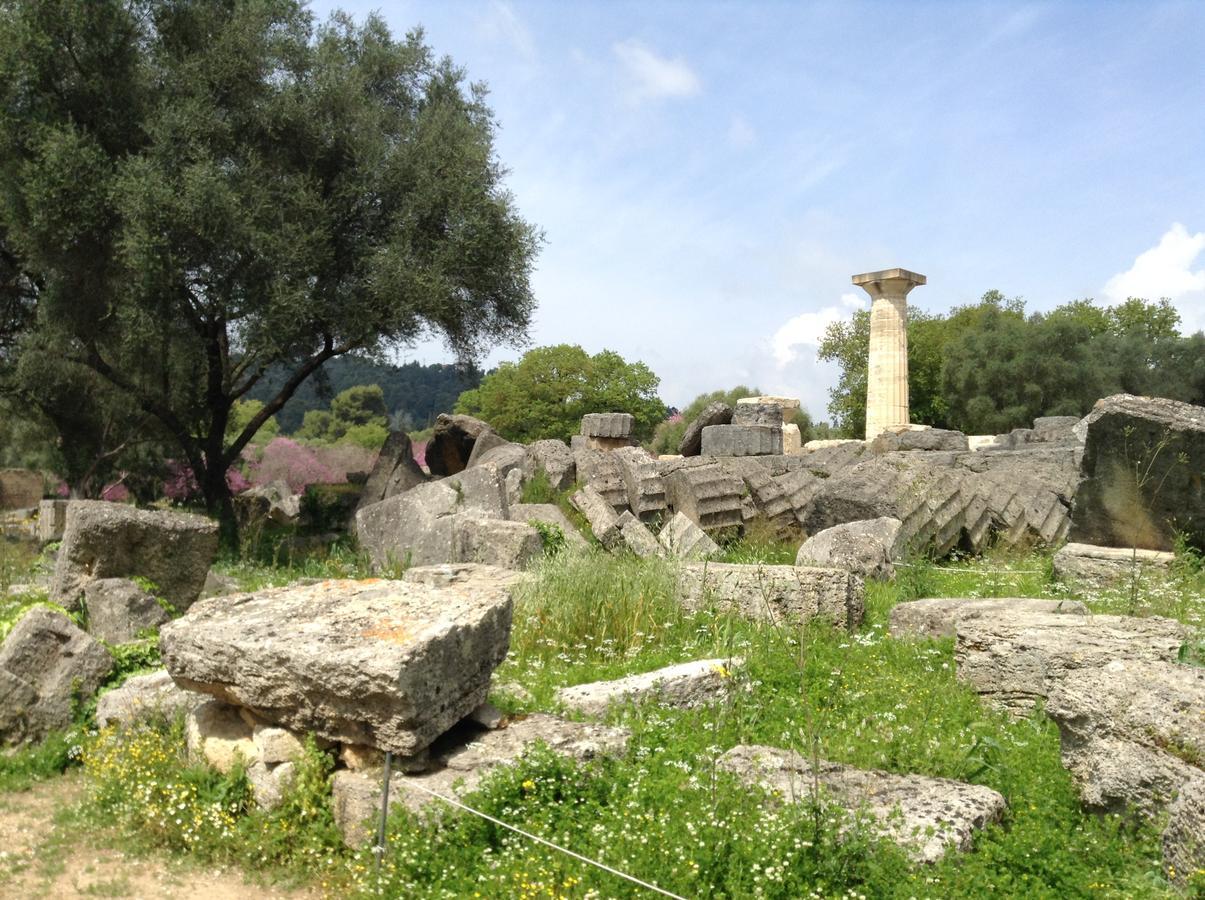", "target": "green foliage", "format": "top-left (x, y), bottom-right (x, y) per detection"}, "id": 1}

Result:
top-left (455, 344), bottom-right (665, 443)
top-left (293, 385), bottom-right (389, 449)
top-left (0, 1), bottom-right (539, 531)
top-left (518, 466), bottom-right (557, 504)
top-left (820, 292), bottom-right (1203, 436)
top-left (225, 400), bottom-right (278, 447)
top-left (0, 729), bottom-right (78, 792)
top-left (528, 519), bottom-right (566, 556)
